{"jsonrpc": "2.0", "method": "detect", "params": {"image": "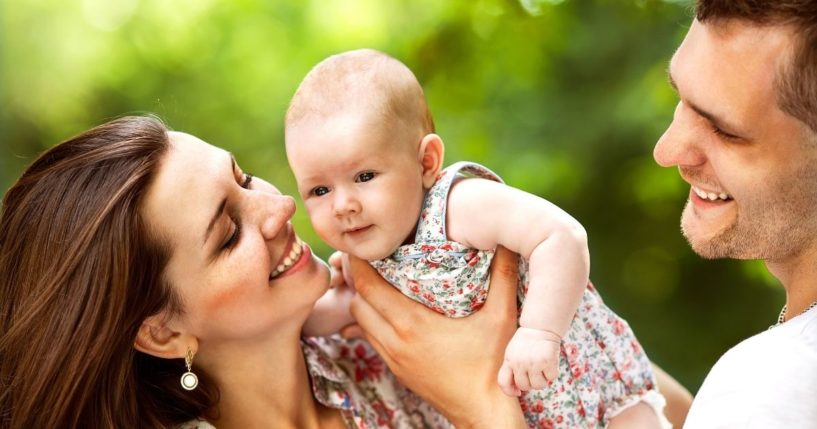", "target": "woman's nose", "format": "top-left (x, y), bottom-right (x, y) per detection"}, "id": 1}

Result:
top-left (653, 102), bottom-right (706, 168)
top-left (260, 194), bottom-right (296, 241)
